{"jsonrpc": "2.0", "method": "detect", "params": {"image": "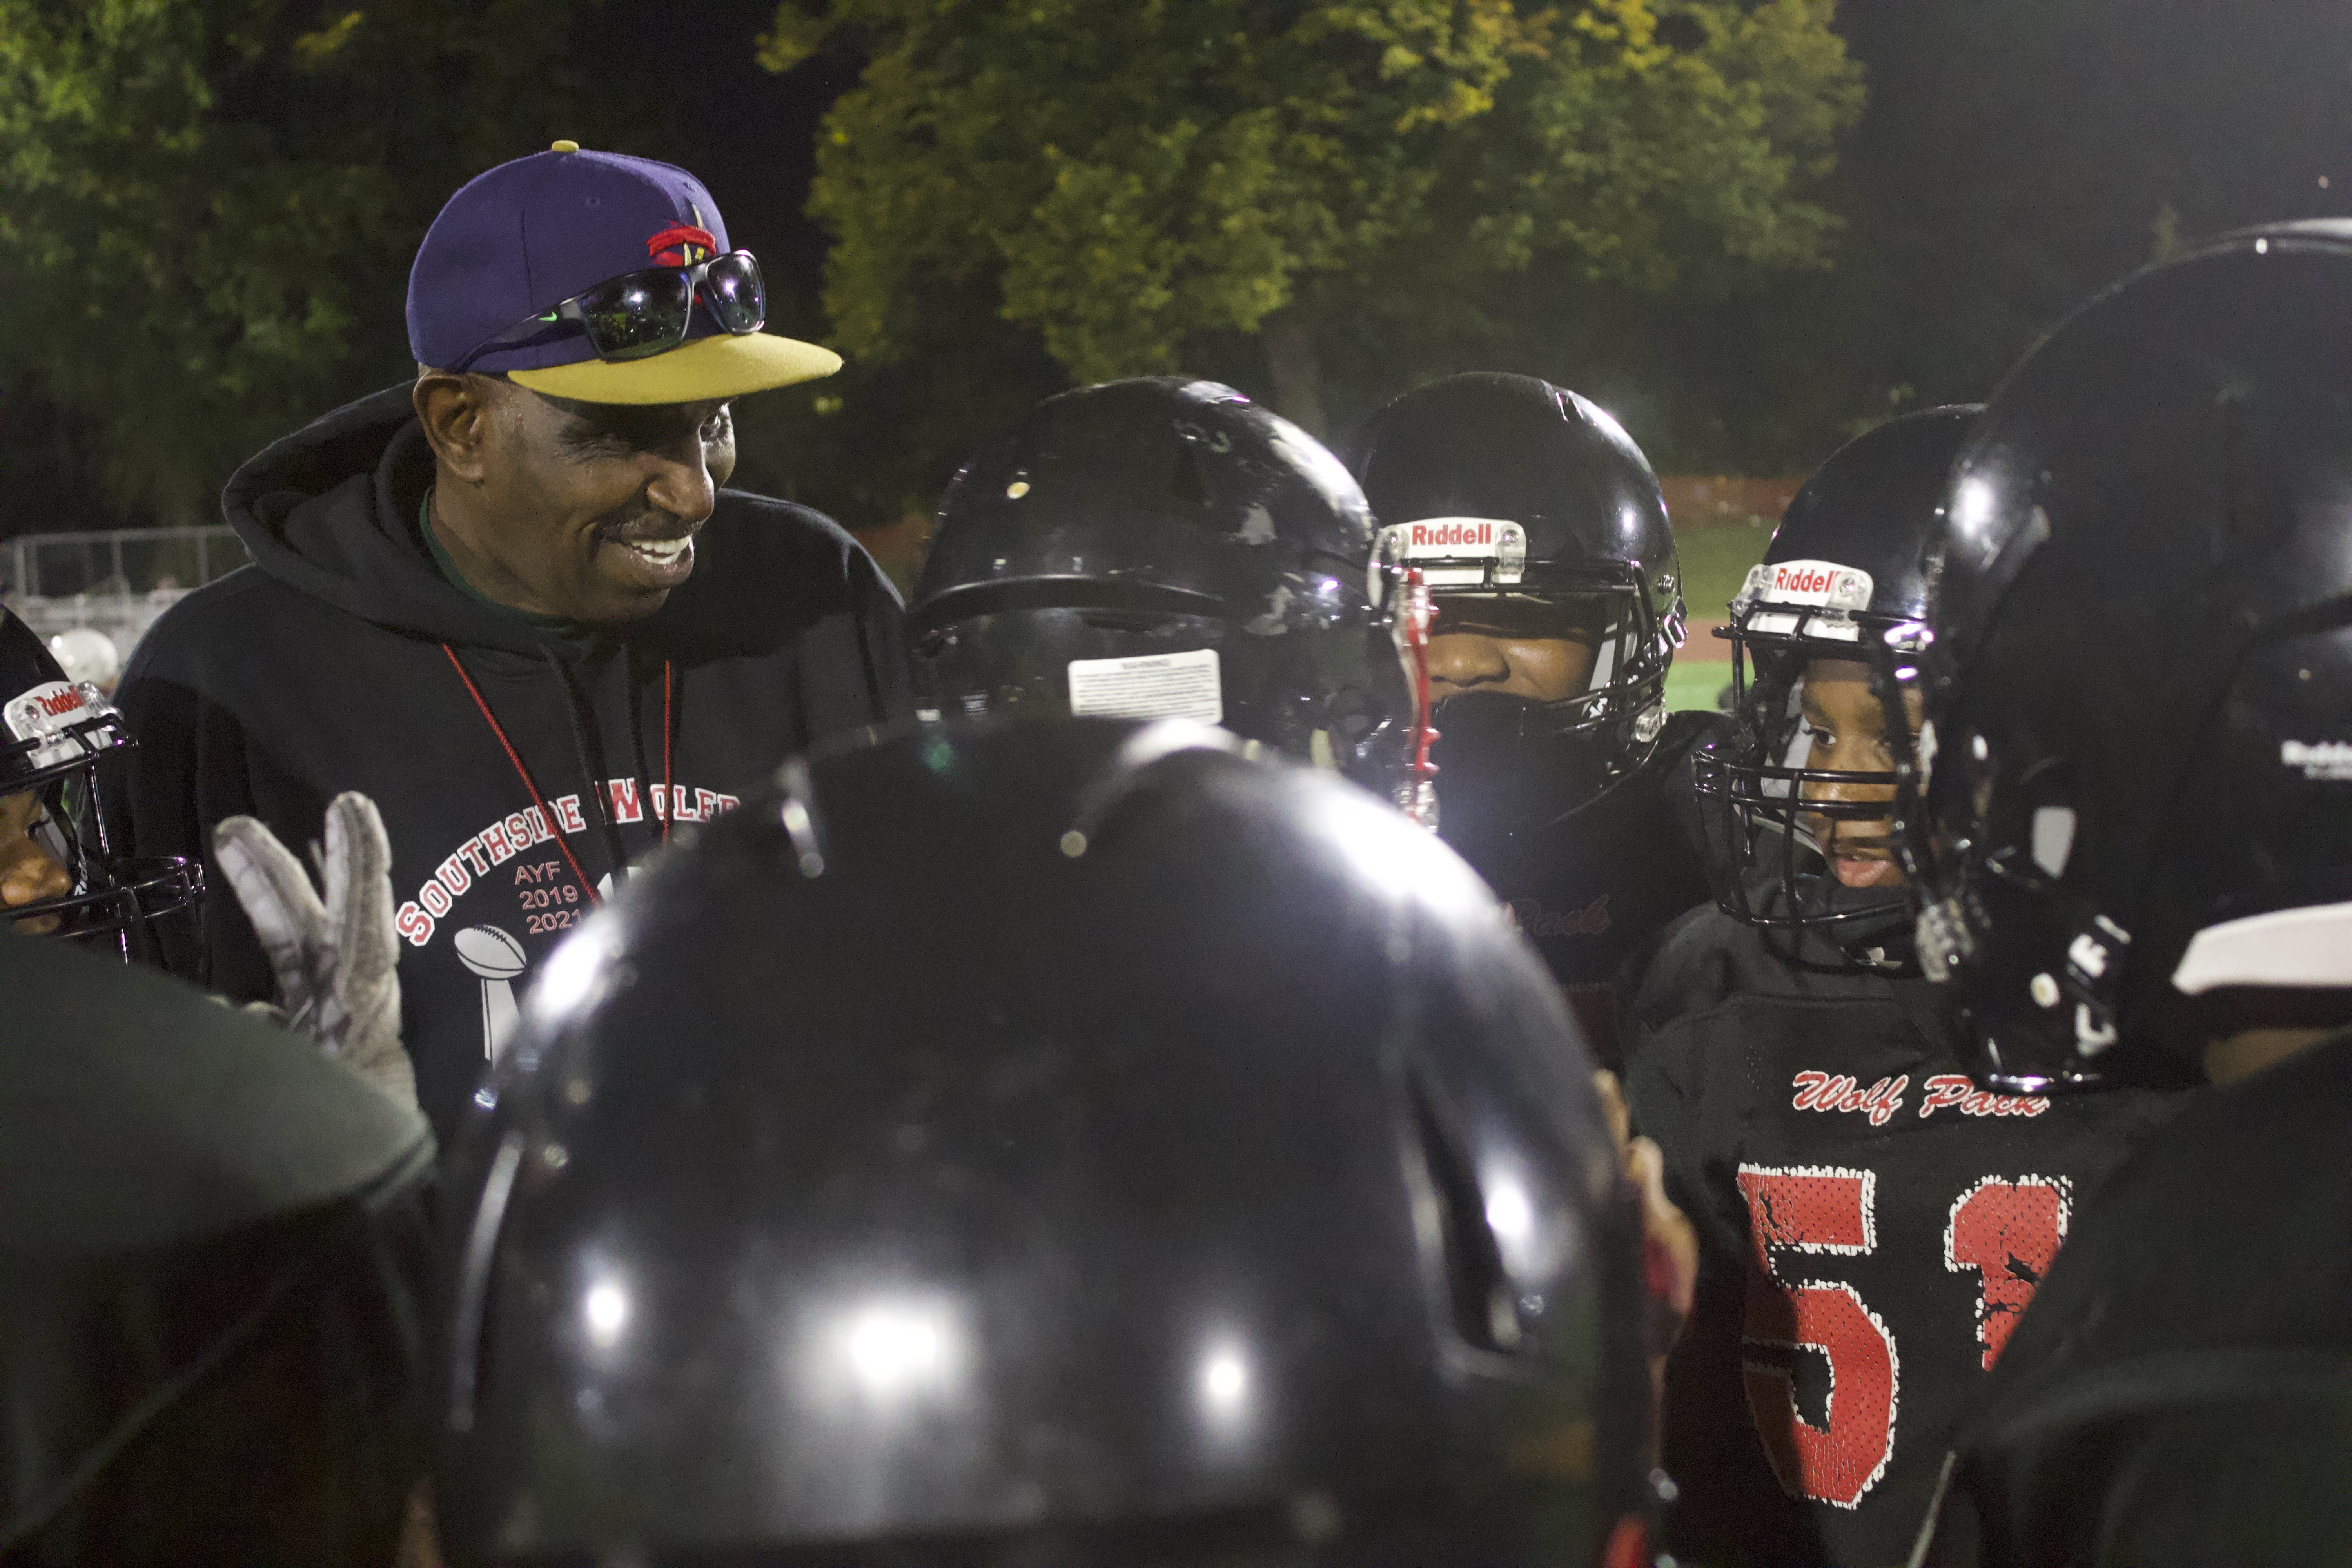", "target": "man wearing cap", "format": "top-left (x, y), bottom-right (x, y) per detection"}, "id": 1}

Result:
top-left (106, 145), bottom-right (913, 1142)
